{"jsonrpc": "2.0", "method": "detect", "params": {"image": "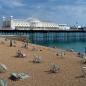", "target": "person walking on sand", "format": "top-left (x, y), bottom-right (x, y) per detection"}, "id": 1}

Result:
top-left (10, 40), bottom-right (12, 47)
